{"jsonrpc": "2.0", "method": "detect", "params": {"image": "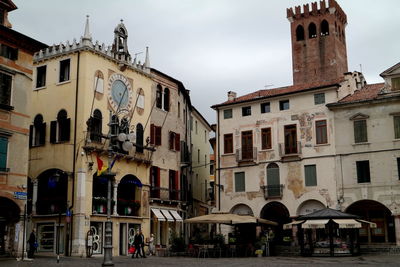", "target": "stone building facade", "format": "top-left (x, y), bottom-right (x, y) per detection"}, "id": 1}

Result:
top-left (212, 0), bottom-right (400, 248)
top-left (0, 0), bottom-right (46, 257)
